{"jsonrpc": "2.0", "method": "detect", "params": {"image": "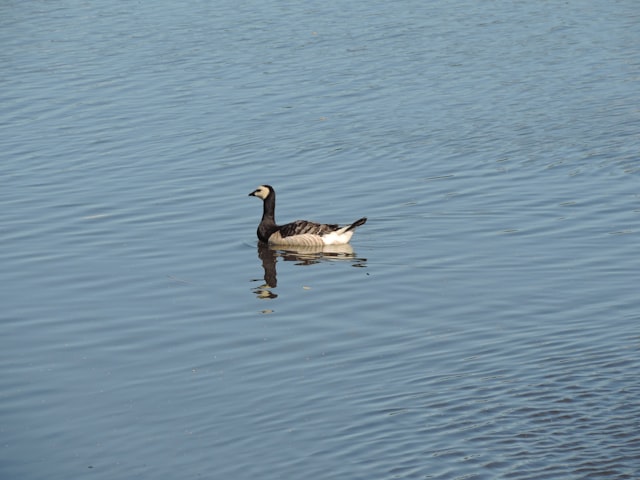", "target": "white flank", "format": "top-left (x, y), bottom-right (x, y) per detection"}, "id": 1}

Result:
top-left (268, 228), bottom-right (356, 247)
top-left (268, 231), bottom-right (325, 247)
